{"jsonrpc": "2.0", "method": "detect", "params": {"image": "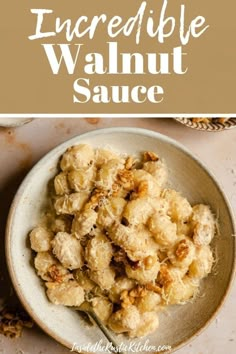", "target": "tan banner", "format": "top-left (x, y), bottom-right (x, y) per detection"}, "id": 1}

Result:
top-left (1, 0), bottom-right (236, 114)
